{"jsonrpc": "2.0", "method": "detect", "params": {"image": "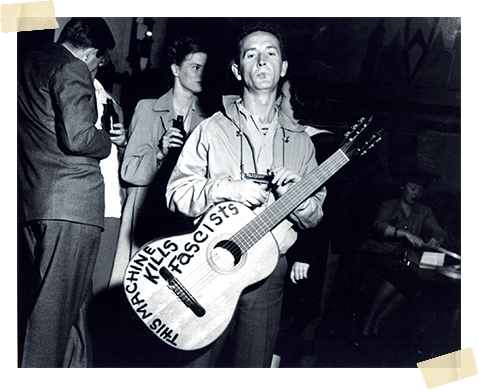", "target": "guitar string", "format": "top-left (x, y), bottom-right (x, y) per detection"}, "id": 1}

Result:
top-left (166, 259), bottom-right (215, 305)
top-left (184, 264), bottom-right (212, 296)
top-left (186, 258), bottom-right (221, 296)
top-left (181, 247), bottom-right (236, 294)
top-left (181, 258), bottom-right (214, 291)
